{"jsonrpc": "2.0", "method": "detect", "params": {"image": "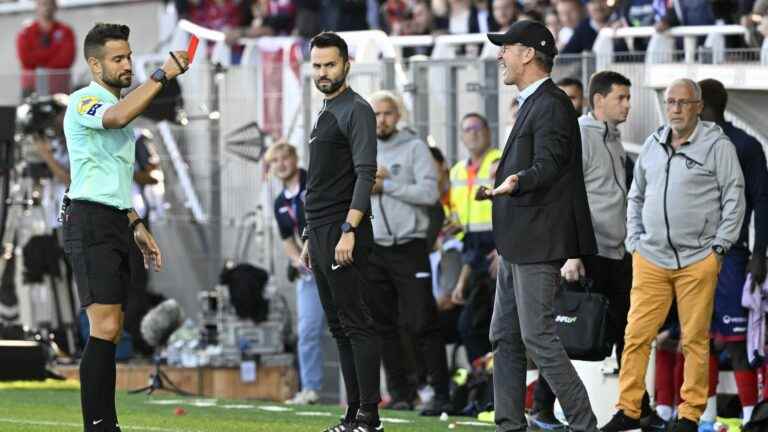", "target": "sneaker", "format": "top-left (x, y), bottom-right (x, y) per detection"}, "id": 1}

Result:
top-left (600, 410), bottom-right (642, 432)
top-left (286, 389), bottom-right (320, 405)
top-left (322, 418), bottom-right (356, 432)
top-left (697, 421), bottom-right (715, 432)
top-left (640, 411), bottom-right (668, 431)
top-left (669, 418), bottom-right (698, 432)
top-left (420, 397), bottom-right (453, 416)
top-left (529, 410), bottom-right (568, 431)
top-left (352, 410), bottom-right (384, 432)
